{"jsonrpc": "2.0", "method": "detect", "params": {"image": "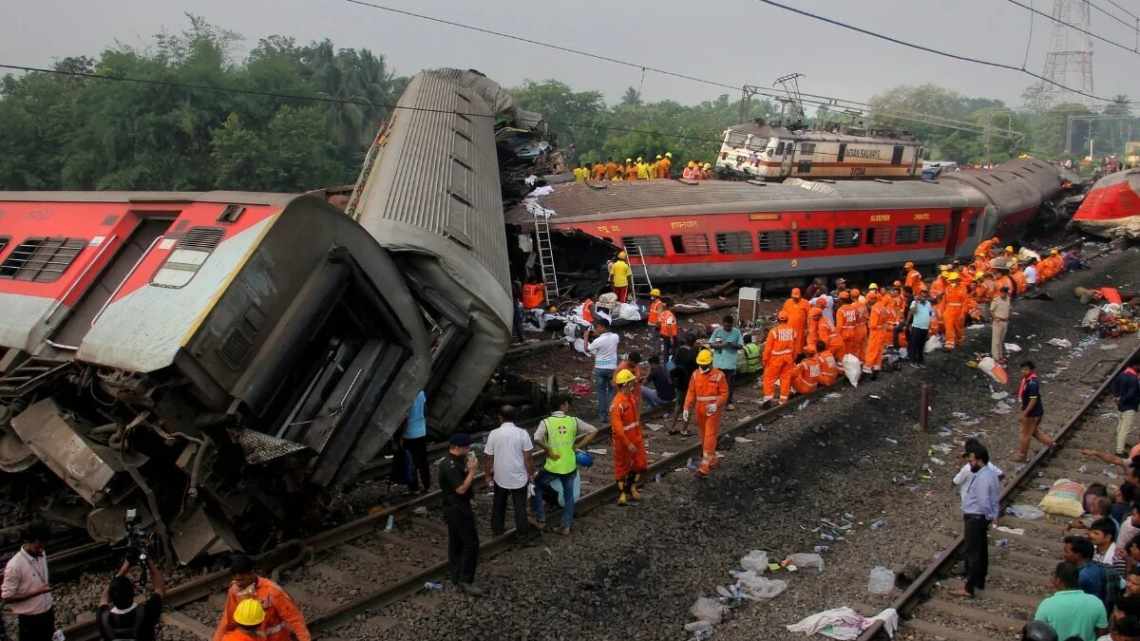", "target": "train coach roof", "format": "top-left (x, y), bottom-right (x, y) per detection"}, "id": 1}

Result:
top-left (507, 178), bottom-right (985, 223)
top-left (0, 191), bottom-right (297, 206)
